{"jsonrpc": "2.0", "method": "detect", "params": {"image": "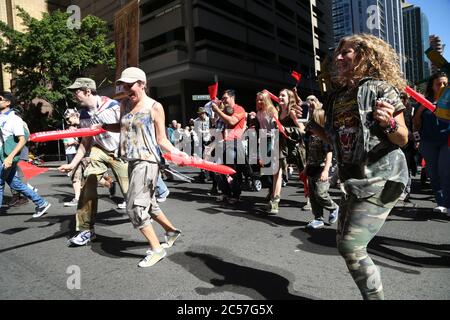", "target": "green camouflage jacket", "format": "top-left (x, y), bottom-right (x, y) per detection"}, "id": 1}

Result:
top-left (324, 78), bottom-right (409, 201)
